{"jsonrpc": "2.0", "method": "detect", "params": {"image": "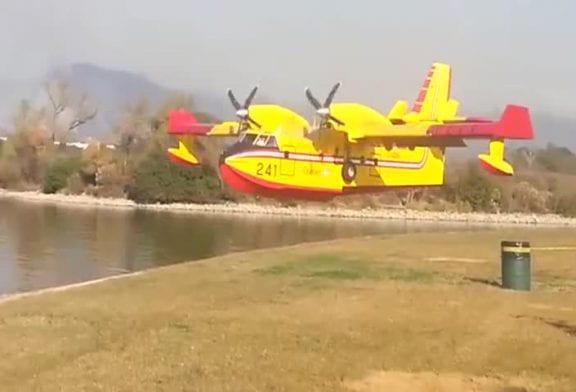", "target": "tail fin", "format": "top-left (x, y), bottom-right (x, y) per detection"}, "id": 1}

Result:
top-left (477, 105), bottom-right (533, 176)
top-left (411, 63), bottom-right (453, 120)
top-left (495, 105), bottom-right (533, 140)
